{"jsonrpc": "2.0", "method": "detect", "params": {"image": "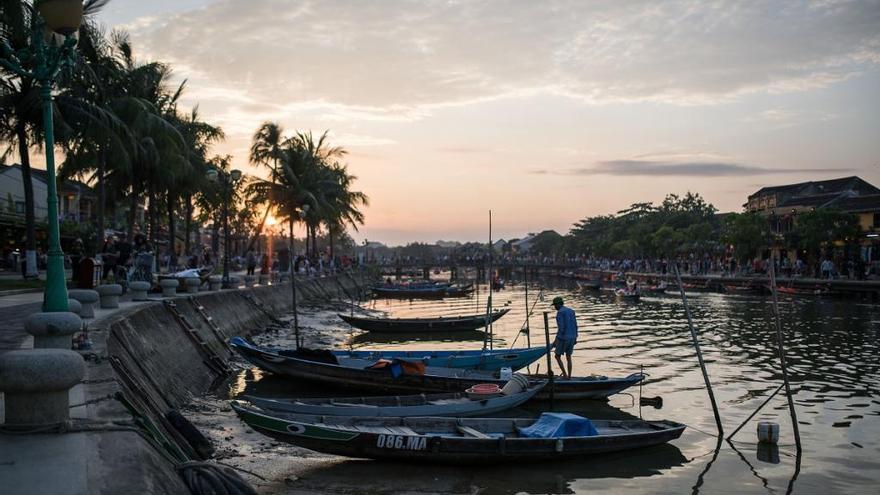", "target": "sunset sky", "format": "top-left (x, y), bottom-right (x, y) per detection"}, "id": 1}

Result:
top-left (96, 0), bottom-right (880, 245)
